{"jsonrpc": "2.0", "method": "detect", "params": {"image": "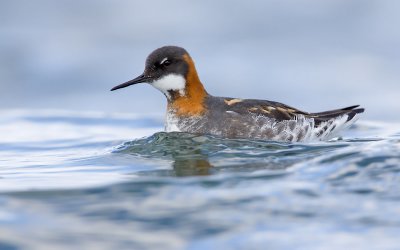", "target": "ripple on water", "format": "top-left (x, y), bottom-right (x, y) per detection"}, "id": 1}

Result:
top-left (1, 113), bottom-right (400, 250)
top-left (112, 132), bottom-right (353, 176)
